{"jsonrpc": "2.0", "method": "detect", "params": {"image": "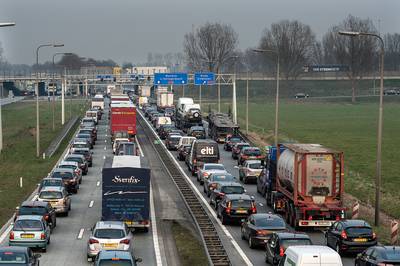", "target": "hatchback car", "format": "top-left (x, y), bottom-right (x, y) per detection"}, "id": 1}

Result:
top-left (70, 138), bottom-right (91, 150)
top-left (238, 147), bottom-right (263, 166)
top-left (241, 213), bottom-right (287, 249)
top-left (0, 246), bottom-right (41, 265)
top-left (57, 161), bottom-right (82, 180)
top-left (237, 160), bottom-right (263, 184)
top-left (355, 245), bottom-right (400, 266)
top-left (15, 201), bottom-right (56, 230)
top-left (231, 142), bottom-right (250, 160)
top-left (165, 134), bottom-right (182, 151)
top-left (64, 154), bottom-right (88, 175)
top-left (9, 215), bottom-right (50, 252)
top-left (210, 182), bottom-right (246, 208)
top-left (265, 232), bottom-right (313, 265)
top-left (224, 135), bottom-right (243, 151)
top-left (87, 221), bottom-right (133, 262)
top-left (76, 133), bottom-right (94, 147)
top-left (70, 147), bottom-right (93, 167)
top-left (37, 187), bottom-right (71, 216)
top-left (50, 168), bottom-right (80, 193)
top-left (203, 173), bottom-right (237, 197)
top-left (158, 124), bottom-right (175, 139)
top-left (325, 219), bottom-right (377, 254)
top-left (38, 177), bottom-right (65, 192)
top-left (94, 250), bottom-right (142, 266)
top-left (196, 163), bottom-right (227, 184)
top-left (187, 126), bottom-right (206, 139)
top-left (79, 127), bottom-right (97, 142)
top-left (217, 194), bottom-right (257, 225)
top-left (113, 138), bottom-right (130, 154)
top-left (177, 144), bottom-right (191, 161)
